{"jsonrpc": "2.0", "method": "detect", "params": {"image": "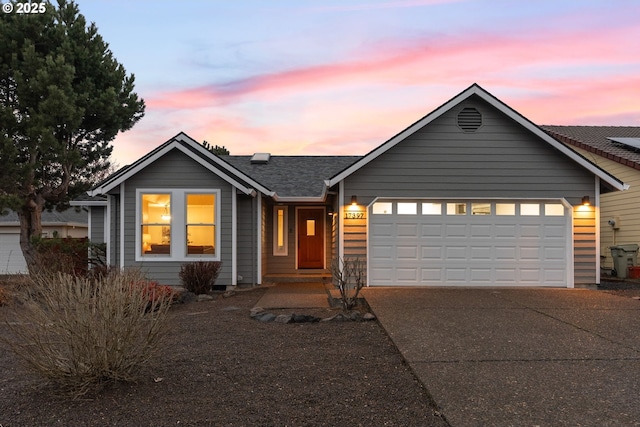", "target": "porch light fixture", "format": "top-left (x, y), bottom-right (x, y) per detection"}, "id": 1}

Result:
top-left (351, 195), bottom-right (358, 206)
top-left (582, 196), bottom-right (590, 206)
